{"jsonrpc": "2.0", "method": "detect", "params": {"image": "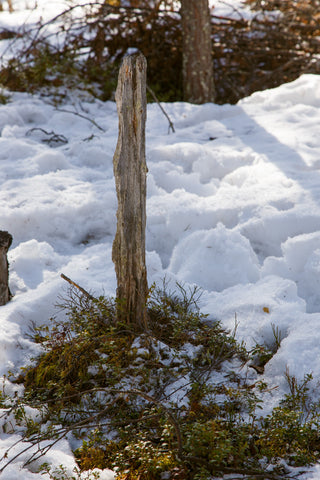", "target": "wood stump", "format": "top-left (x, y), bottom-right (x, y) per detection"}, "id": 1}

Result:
top-left (0, 231), bottom-right (12, 305)
top-left (112, 52), bottom-right (148, 328)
